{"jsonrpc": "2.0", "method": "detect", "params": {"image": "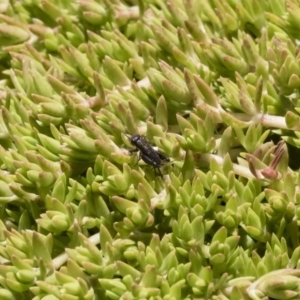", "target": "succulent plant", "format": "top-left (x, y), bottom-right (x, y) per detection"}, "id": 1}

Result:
top-left (2, 0), bottom-right (300, 299)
